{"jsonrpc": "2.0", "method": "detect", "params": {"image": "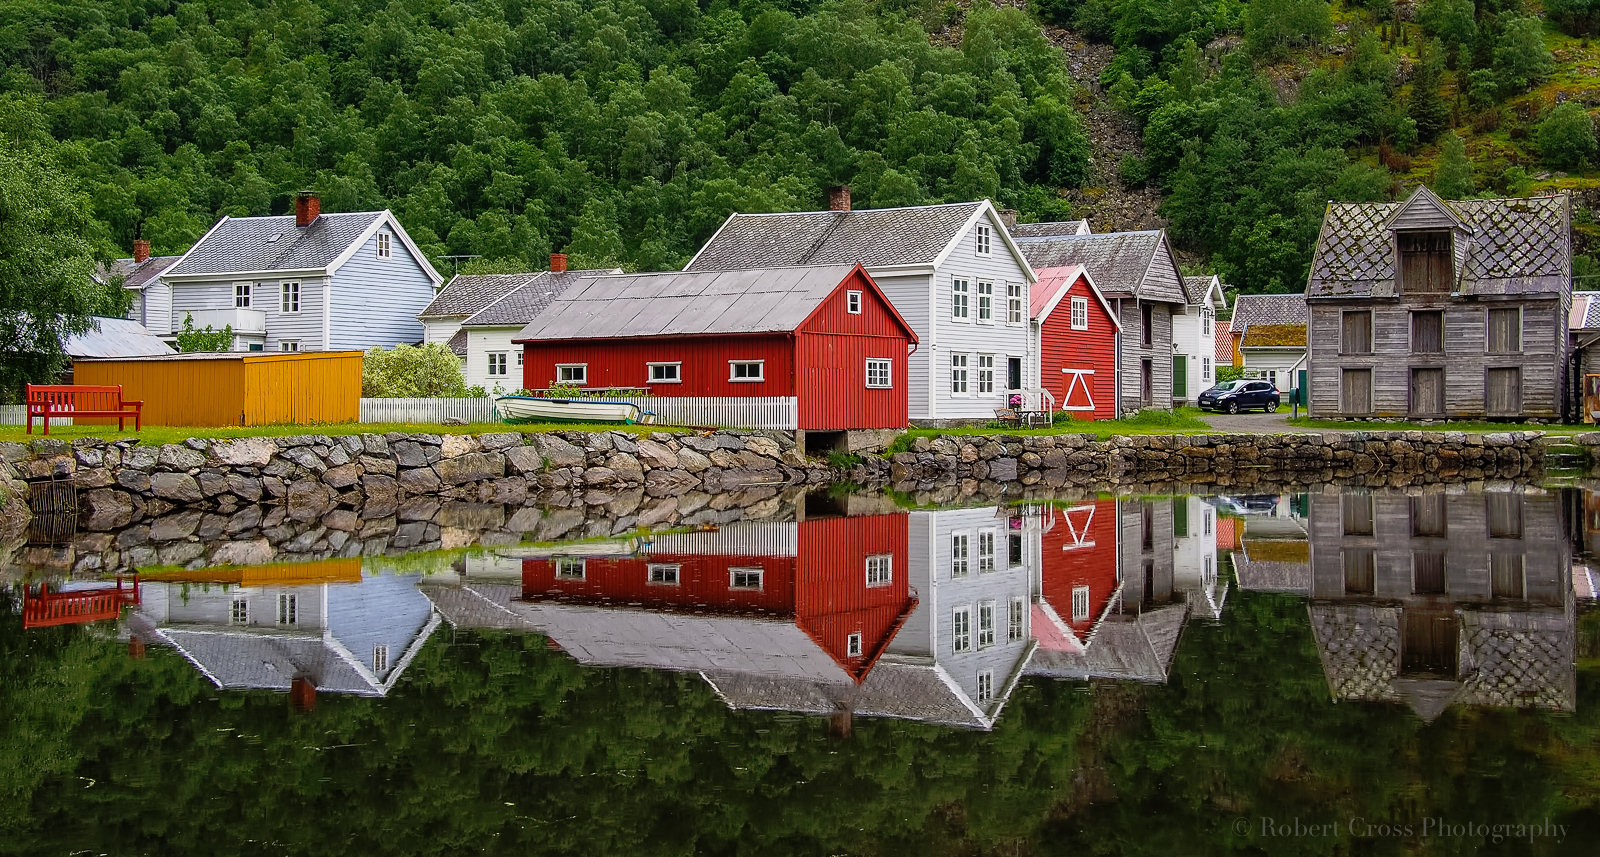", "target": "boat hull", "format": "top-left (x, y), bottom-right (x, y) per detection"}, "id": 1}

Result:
top-left (496, 396), bottom-right (651, 425)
